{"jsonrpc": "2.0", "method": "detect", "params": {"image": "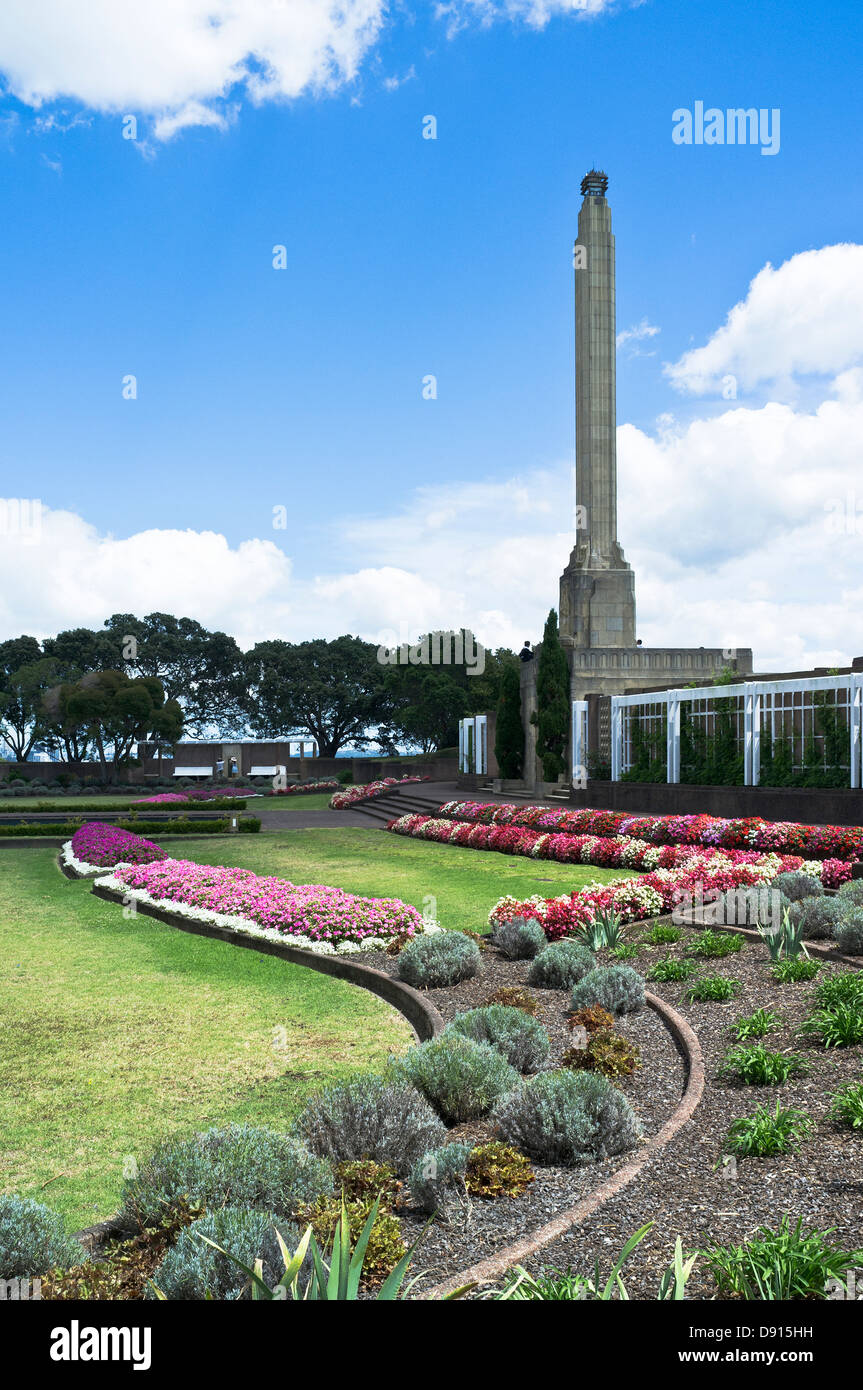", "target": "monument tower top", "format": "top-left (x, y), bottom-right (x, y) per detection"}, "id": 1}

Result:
top-left (580, 169), bottom-right (608, 197)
